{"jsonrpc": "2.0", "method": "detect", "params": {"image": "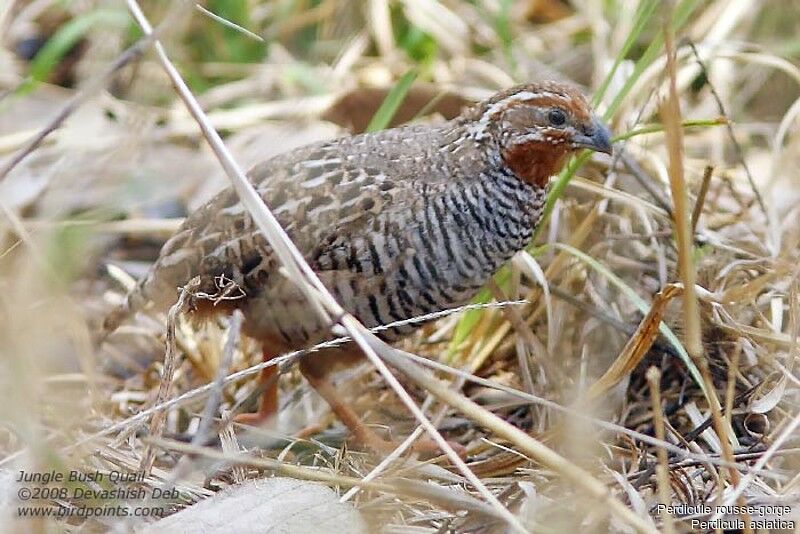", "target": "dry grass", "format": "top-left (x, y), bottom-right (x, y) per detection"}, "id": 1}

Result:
top-left (1, 0), bottom-right (800, 532)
